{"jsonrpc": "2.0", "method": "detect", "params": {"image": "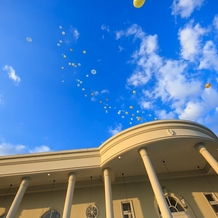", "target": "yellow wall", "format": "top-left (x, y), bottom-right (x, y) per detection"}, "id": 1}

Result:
top-left (0, 175), bottom-right (218, 218)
